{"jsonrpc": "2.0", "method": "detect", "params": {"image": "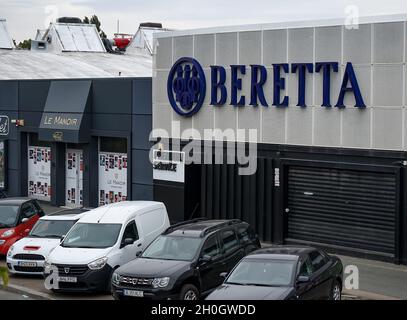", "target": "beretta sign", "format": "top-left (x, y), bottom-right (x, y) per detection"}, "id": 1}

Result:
top-left (167, 57), bottom-right (366, 117)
